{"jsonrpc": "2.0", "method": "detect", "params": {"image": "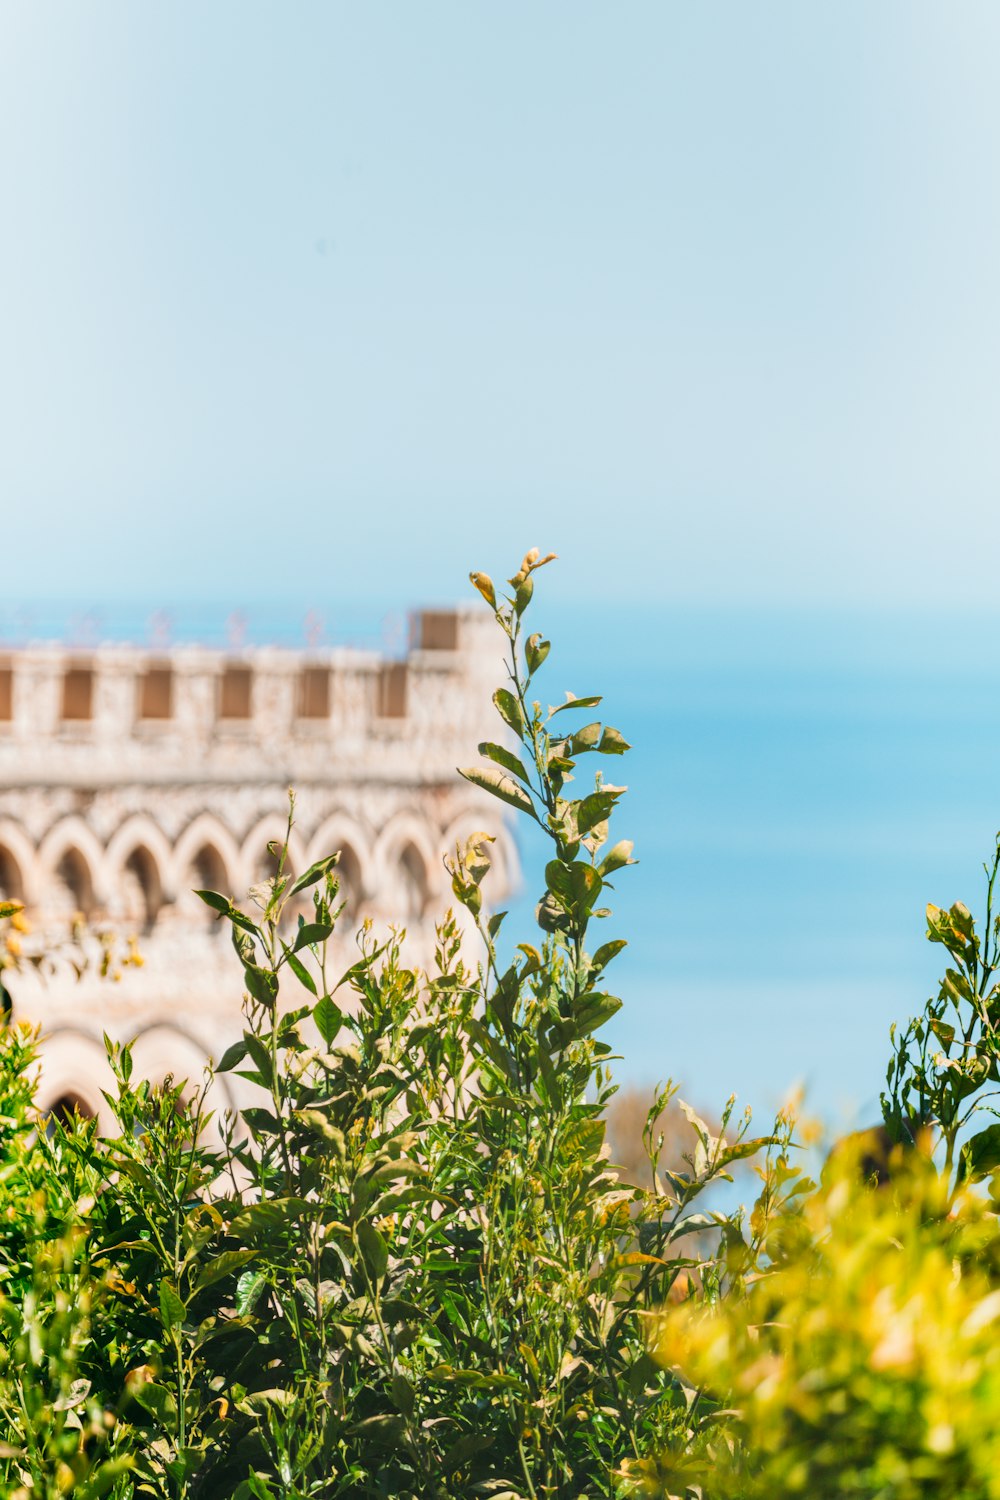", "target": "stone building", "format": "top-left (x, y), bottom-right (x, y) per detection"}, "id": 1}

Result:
top-left (0, 609), bottom-right (518, 1128)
